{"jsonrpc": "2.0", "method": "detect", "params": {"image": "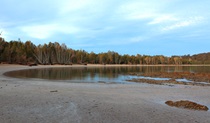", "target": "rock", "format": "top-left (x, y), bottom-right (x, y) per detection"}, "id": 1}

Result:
top-left (165, 101), bottom-right (173, 106)
top-left (165, 100), bottom-right (209, 111)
